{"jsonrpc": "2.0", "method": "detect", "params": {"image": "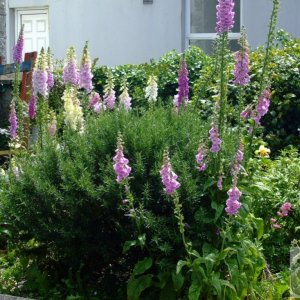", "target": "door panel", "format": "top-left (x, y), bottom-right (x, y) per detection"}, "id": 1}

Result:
top-left (17, 9), bottom-right (49, 54)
